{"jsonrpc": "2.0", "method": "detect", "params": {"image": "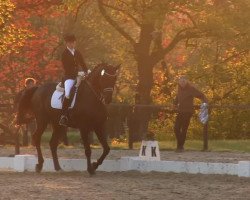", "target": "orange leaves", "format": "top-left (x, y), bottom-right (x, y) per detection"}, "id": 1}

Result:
top-left (0, 0), bottom-right (64, 104)
top-left (44, 60), bottom-right (62, 81)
